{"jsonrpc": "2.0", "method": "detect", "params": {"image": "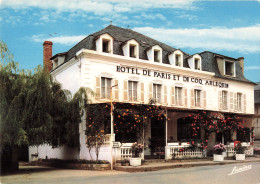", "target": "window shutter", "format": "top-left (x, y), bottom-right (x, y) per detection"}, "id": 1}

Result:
top-left (114, 80), bottom-right (119, 101)
top-left (123, 80), bottom-right (128, 101)
top-left (96, 76), bottom-right (101, 98)
top-left (141, 83), bottom-right (144, 103)
top-left (171, 86), bottom-right (175, 106)
top-left (243, 94), bottom-right (247, 113)
top-left (202, 91), bottom-right (206, 109)
top-left (230, 92), bottom-right (233, 111)
top-left (234, 93), bottom-right (237, 112)
top-left (184, 88), bottom-right (188, 107)
top-left (190, 89), bottom-right (194, 108)
top-left (164, 85), bottom-right (167, 105)
top-left (149, 83), bottom-right (153, 100)
top-left (219, 91), bottom-right (222, 110)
